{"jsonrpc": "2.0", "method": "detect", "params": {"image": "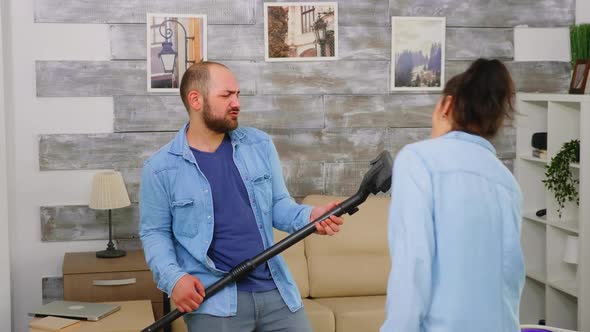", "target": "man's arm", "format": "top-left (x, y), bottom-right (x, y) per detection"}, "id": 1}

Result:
top-left (139, 161), bottom-right (188, 296)
top-left (381, 148), bottom-right (435, 332)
